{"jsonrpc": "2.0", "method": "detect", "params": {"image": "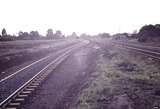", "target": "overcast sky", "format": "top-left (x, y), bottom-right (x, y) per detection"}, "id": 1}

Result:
top-left (0, 0), bottom-right (160, 35)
